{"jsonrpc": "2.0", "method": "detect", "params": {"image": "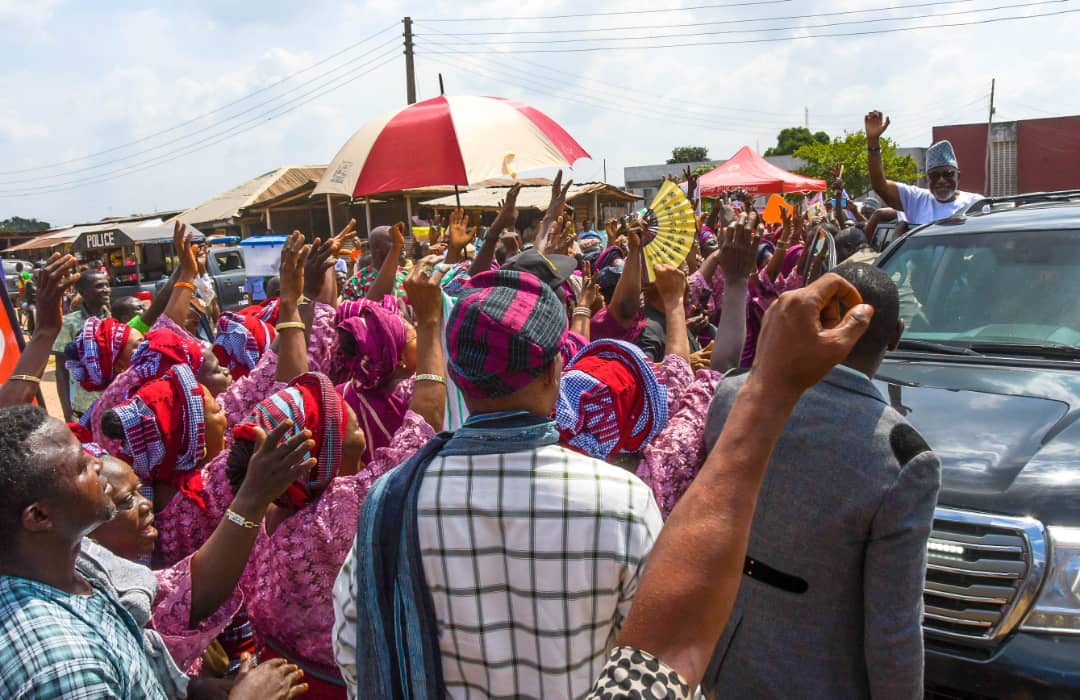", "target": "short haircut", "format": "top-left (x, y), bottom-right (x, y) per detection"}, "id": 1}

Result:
top-left (834, 227), bottom-right (869, 263)
top-left (76, 269), bottom-right (104, 292)
top-left (111, 297), bottom-right (143, 324)
top-left (14, 263), bottom-right (23, 271)
top-left (265, 276), bottom-right (281, 298)
top-left (0, 405), bottom-right (55, 548)
top-left (831, 262), bottom-right (900, 360)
